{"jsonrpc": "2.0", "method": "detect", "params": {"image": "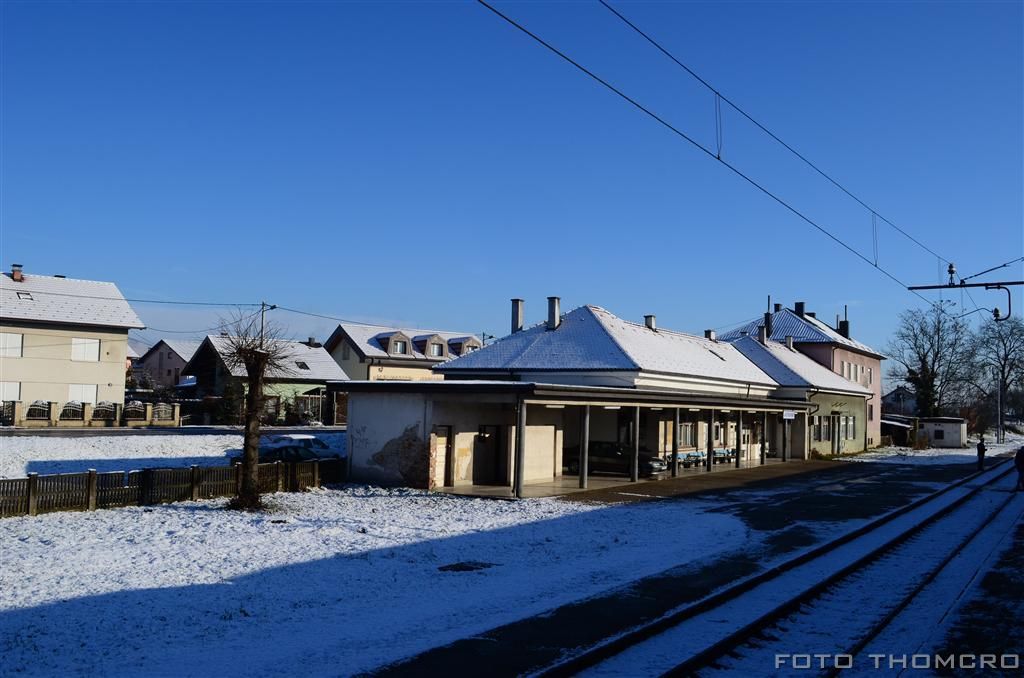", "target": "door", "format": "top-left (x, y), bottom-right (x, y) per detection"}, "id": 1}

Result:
top-left (434, 426), bottom-right (453, 487)
top-left (473, 425), bottom-right (502, 484)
